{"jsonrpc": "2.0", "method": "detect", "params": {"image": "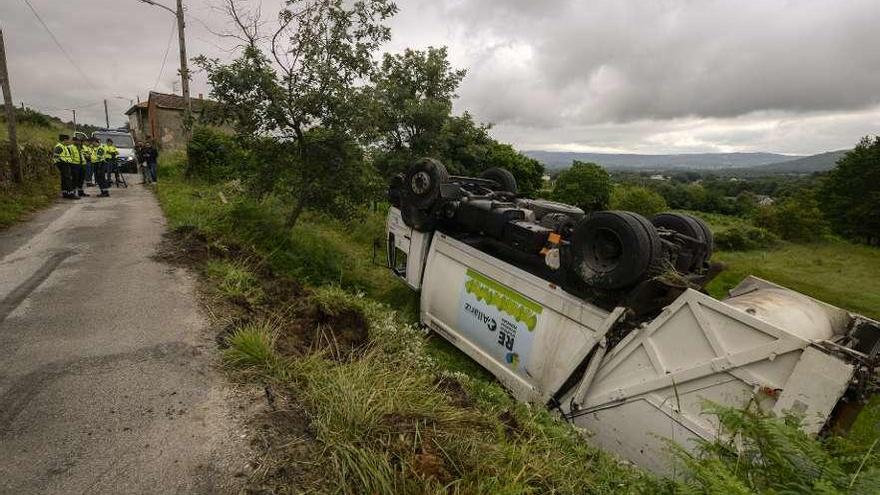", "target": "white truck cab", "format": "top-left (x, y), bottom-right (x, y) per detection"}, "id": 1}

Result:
top-left (384, 160), bottom-right (880, 474)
